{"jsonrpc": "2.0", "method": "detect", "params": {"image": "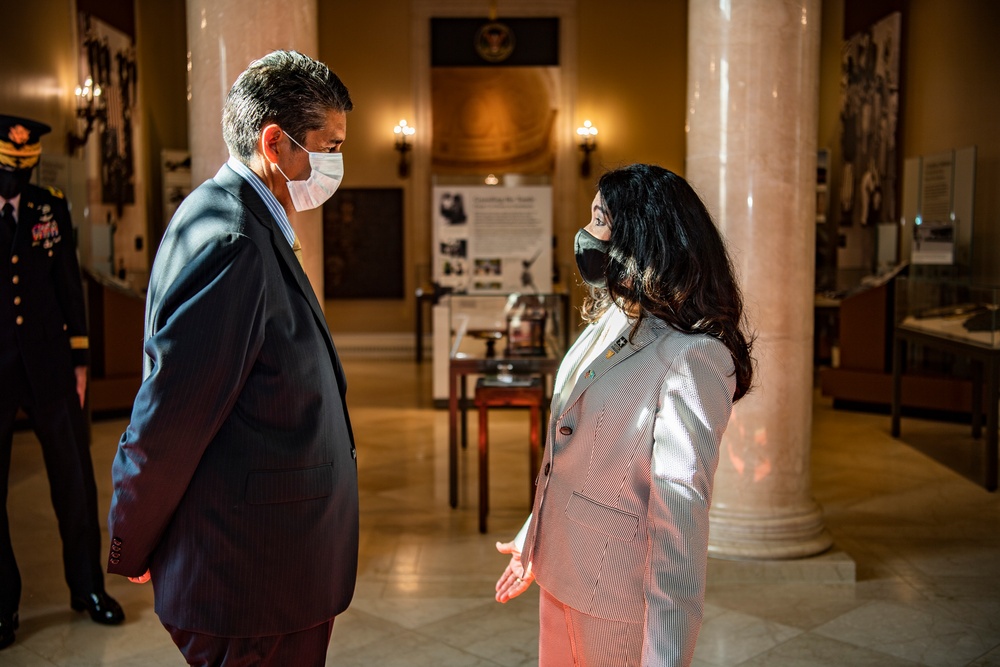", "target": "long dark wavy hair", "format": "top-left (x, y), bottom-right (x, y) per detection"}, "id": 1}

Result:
top-left (581, 164), bottom-right (755, 400)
